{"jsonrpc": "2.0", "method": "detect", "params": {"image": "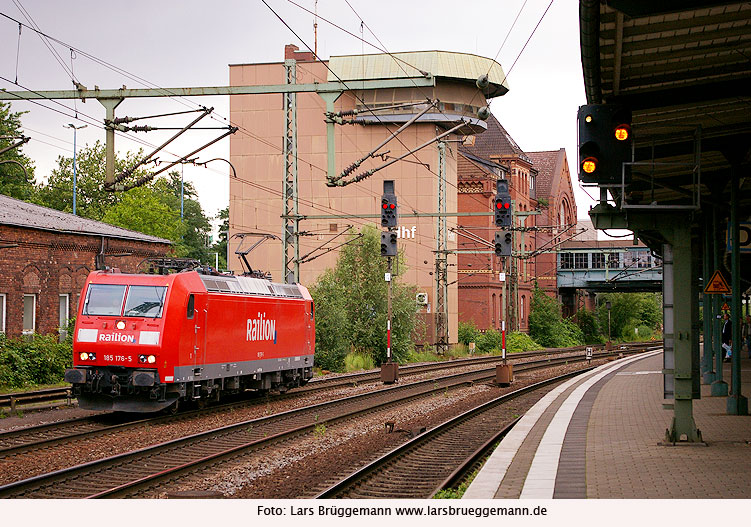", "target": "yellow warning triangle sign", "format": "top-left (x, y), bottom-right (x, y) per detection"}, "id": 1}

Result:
top-left (704, 270), bottom-right (731, 294)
